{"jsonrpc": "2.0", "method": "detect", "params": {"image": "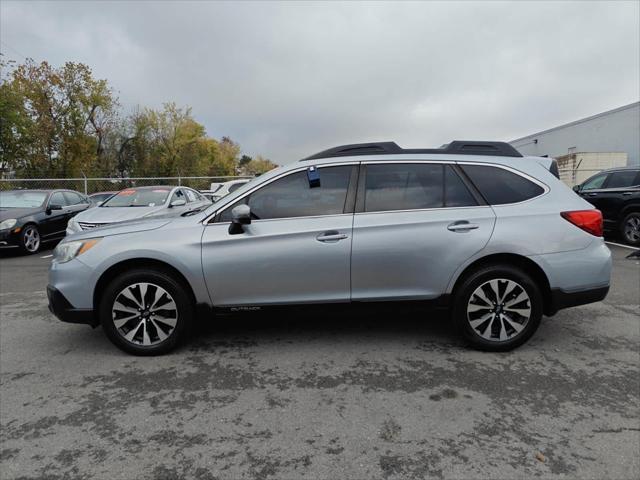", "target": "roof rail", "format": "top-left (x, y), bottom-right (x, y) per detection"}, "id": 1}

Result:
top-left (301, 140), bottom-right (522, 161)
